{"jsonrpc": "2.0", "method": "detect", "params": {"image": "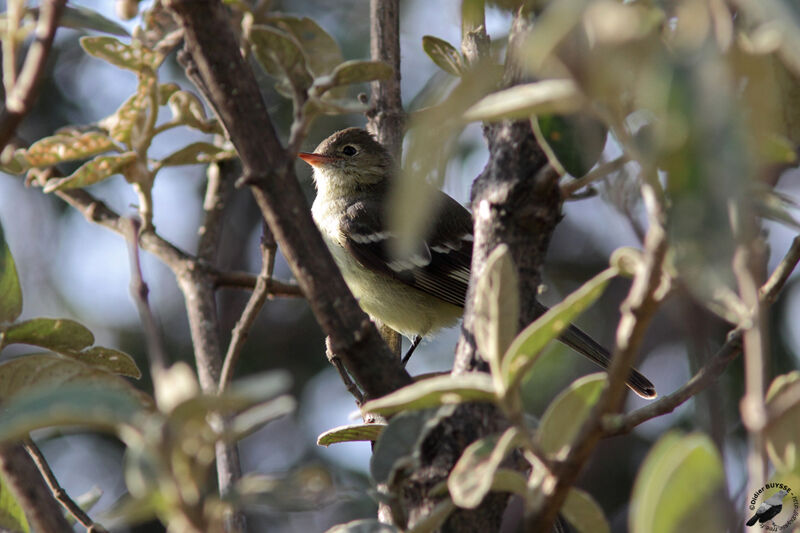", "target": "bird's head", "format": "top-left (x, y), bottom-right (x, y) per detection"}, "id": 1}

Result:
top-left (298, 128), bottom-right (392, 194)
